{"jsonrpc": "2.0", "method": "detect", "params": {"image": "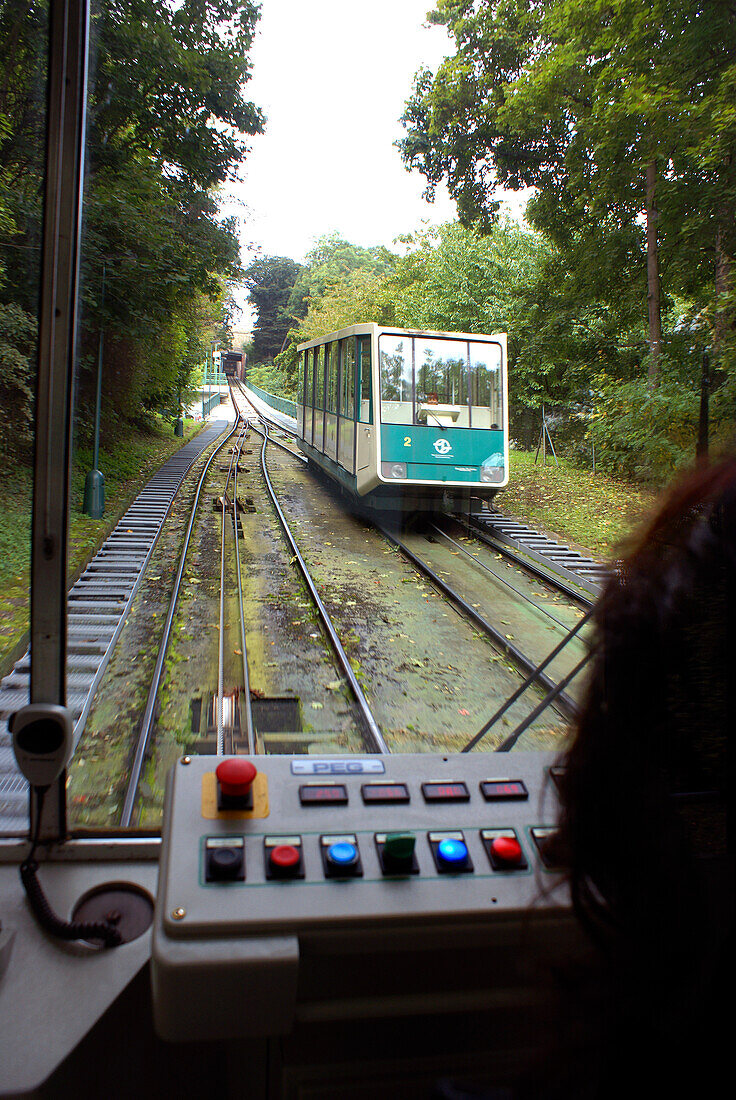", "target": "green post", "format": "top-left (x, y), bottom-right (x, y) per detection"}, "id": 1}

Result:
top-left (175, 383), bottom-right (184, 436)
top-left (83, 264), bottom-right (106, 518)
